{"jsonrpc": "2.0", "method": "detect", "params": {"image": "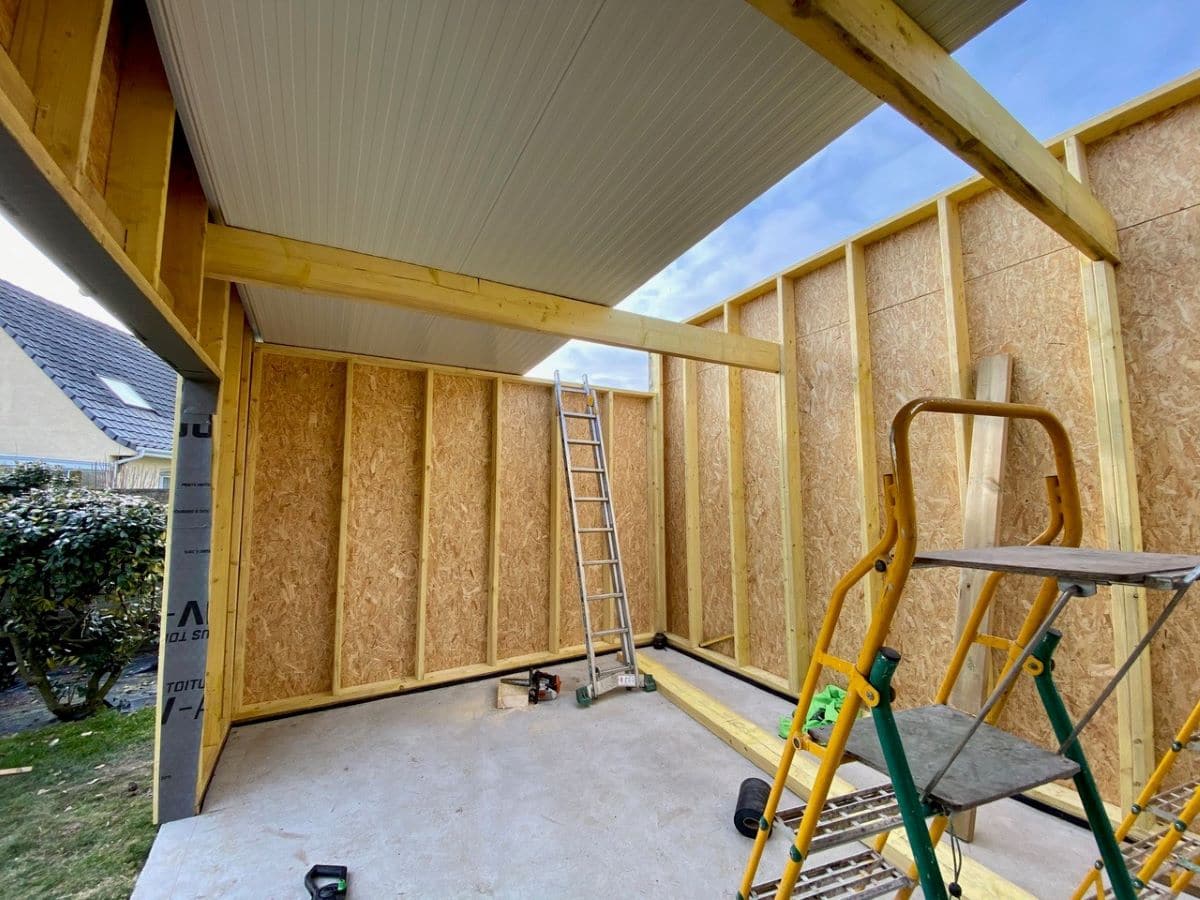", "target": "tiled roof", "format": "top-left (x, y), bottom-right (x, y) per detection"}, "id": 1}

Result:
top-left (0, 279), bottom-right (177, 455)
